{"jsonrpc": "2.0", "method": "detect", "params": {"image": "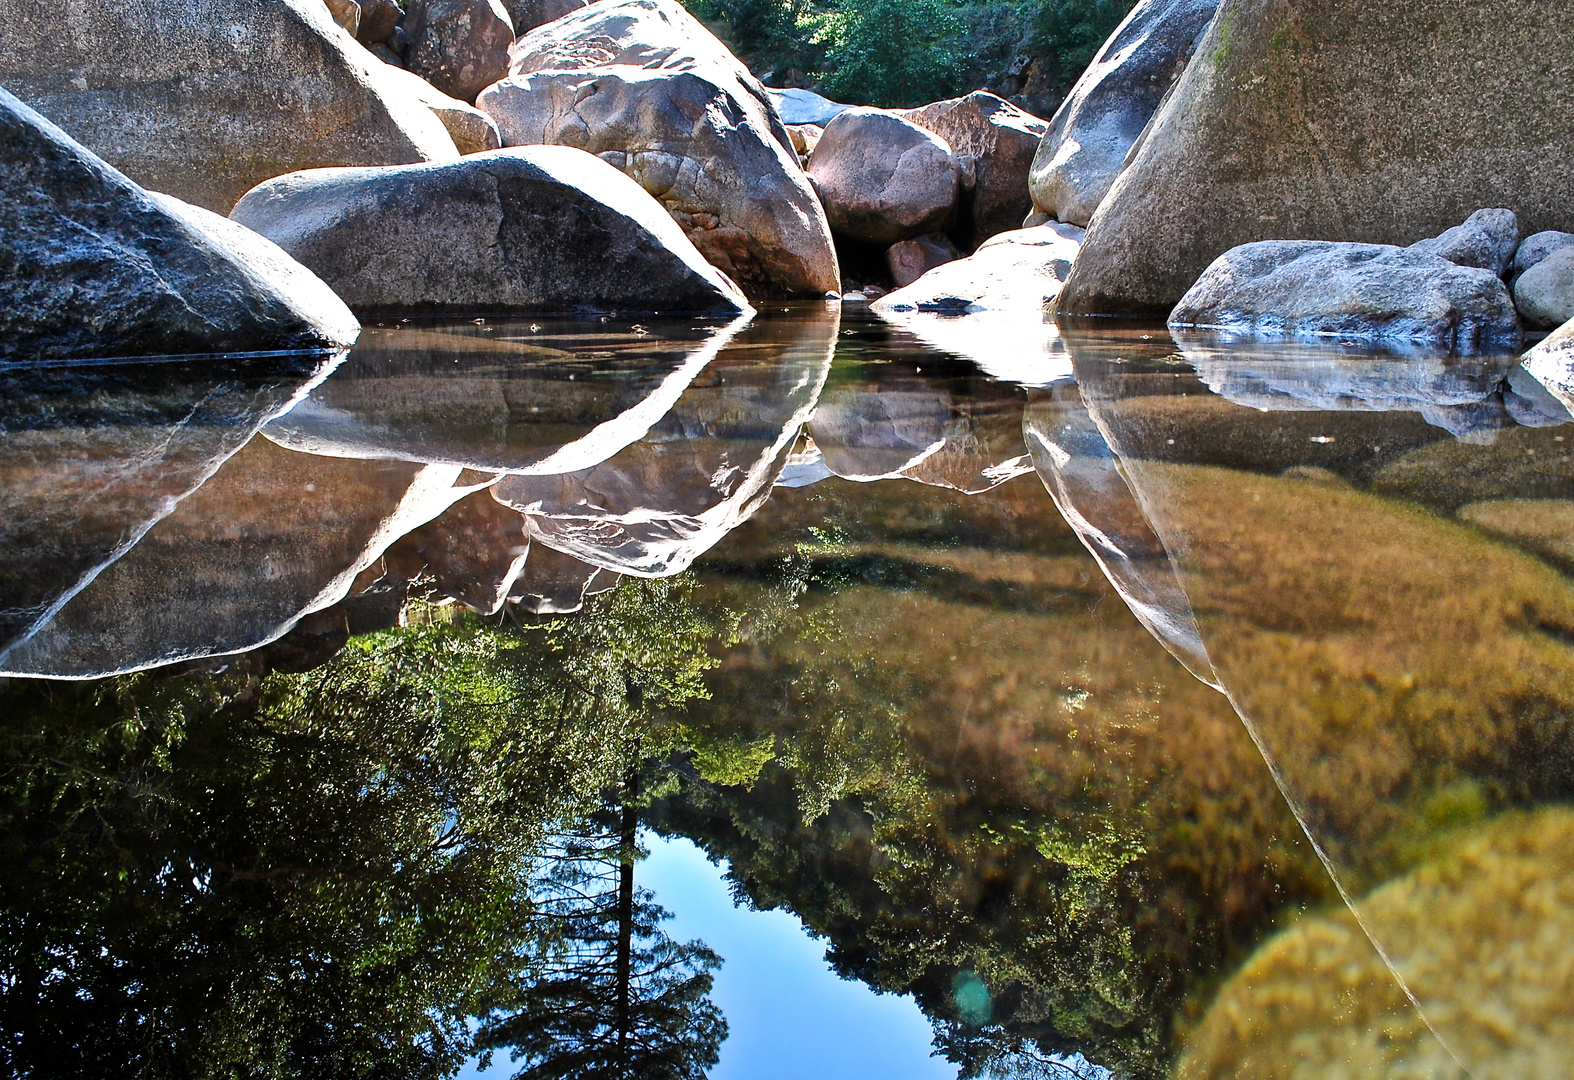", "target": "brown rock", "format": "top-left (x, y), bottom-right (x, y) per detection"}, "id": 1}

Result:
top-left (884, 233), bottom-right (963, 289)
top-left (809, 107), bottom-right (960, 247)
top-left (1058, 0), bottom-right (1574, 315)
top-left (501, 0), bottom-right (589, 33)
top-left (900, 91), bottom-right (1048, 247)
top-left (404, 0), bottom-right (515, 103)
top-left (324, 0), bottom-right (361, 34)
top-left (357, 0), bottom-right (403, 43)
